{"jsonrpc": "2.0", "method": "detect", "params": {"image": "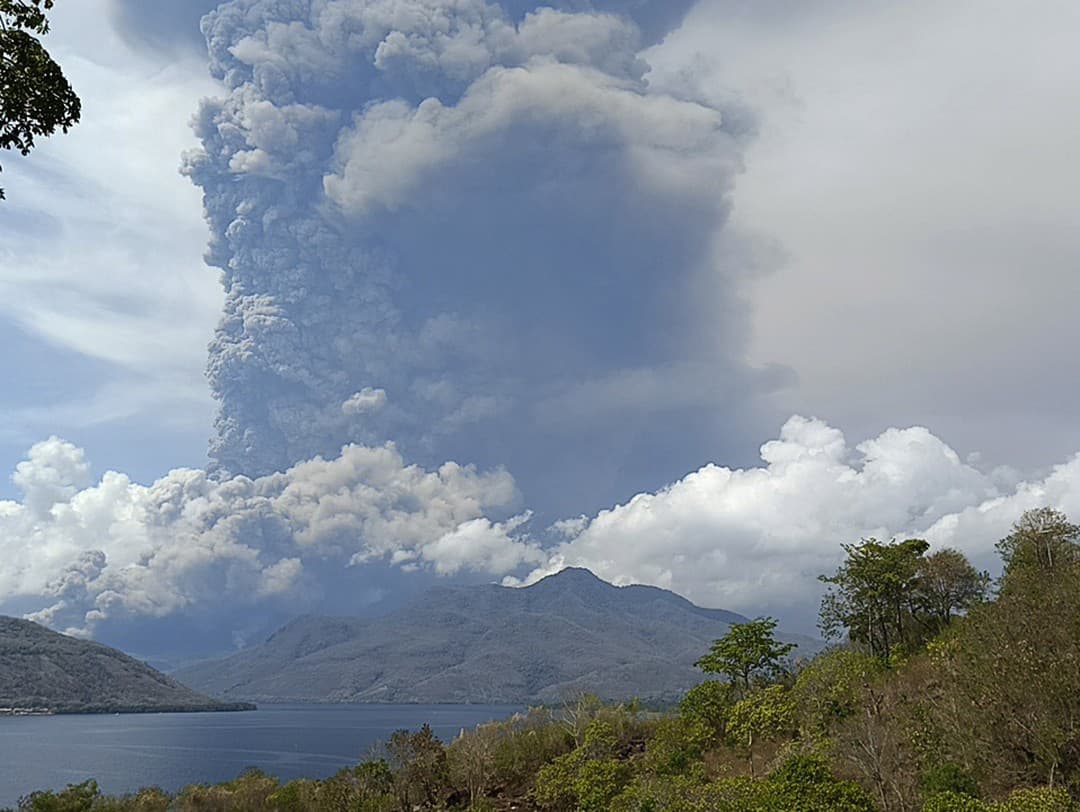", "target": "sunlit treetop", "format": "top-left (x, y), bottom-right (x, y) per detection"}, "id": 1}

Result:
top-left (0, 0), bottom-right (80, 199)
